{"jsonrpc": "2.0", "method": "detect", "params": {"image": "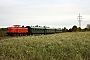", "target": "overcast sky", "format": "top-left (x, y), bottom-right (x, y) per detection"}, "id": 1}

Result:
top-left (0, 0), bottom-right (90, 28)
